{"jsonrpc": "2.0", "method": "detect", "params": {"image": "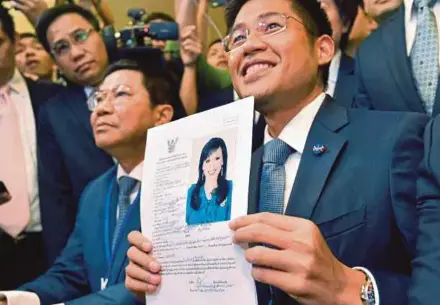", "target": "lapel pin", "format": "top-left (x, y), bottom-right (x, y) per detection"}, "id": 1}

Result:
top-left (313, 144), bottom-right (327, 156)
